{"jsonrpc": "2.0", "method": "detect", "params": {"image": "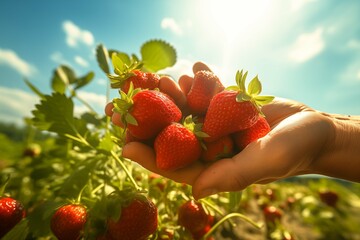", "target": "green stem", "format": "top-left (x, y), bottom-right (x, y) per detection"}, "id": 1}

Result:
top-left (111, 151), bottom-right (141, 191)
top-left (202, 213), bottom-right (263, 240)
